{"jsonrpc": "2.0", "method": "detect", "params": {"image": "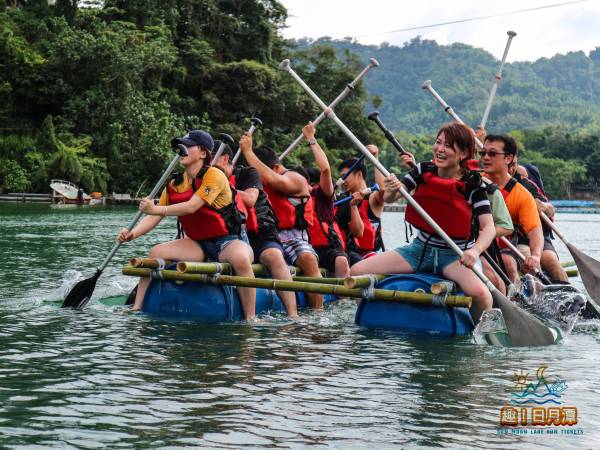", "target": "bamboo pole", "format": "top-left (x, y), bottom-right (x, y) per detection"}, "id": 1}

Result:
top-left (344, 274), bottom-right (388, 288)
top-left (129, 257), bottom-right (175, 269)
top-left (122, 267), bottom-right (472, 308)
top-left (566, 268), bottom-right (578, 277)
top-left (430, 281), bottom-right (457, 295)
top-left (177, 261), bottom-right (327, 276)
top-left (560, 260), bottom-right (575, 268)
